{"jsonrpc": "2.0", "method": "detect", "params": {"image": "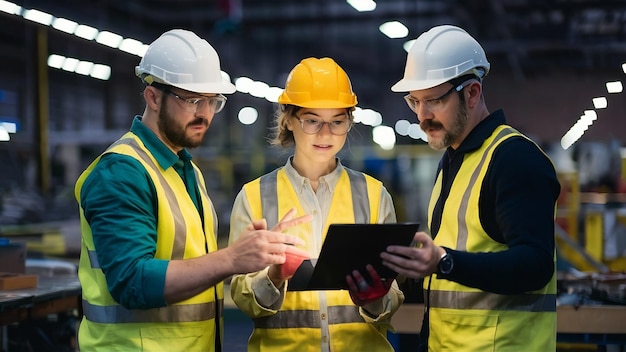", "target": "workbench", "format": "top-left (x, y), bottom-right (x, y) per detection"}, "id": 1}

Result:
top-left (391, 303), bottom-right (626, 350)
top-left (0, 274), bottom-right (81, 351)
